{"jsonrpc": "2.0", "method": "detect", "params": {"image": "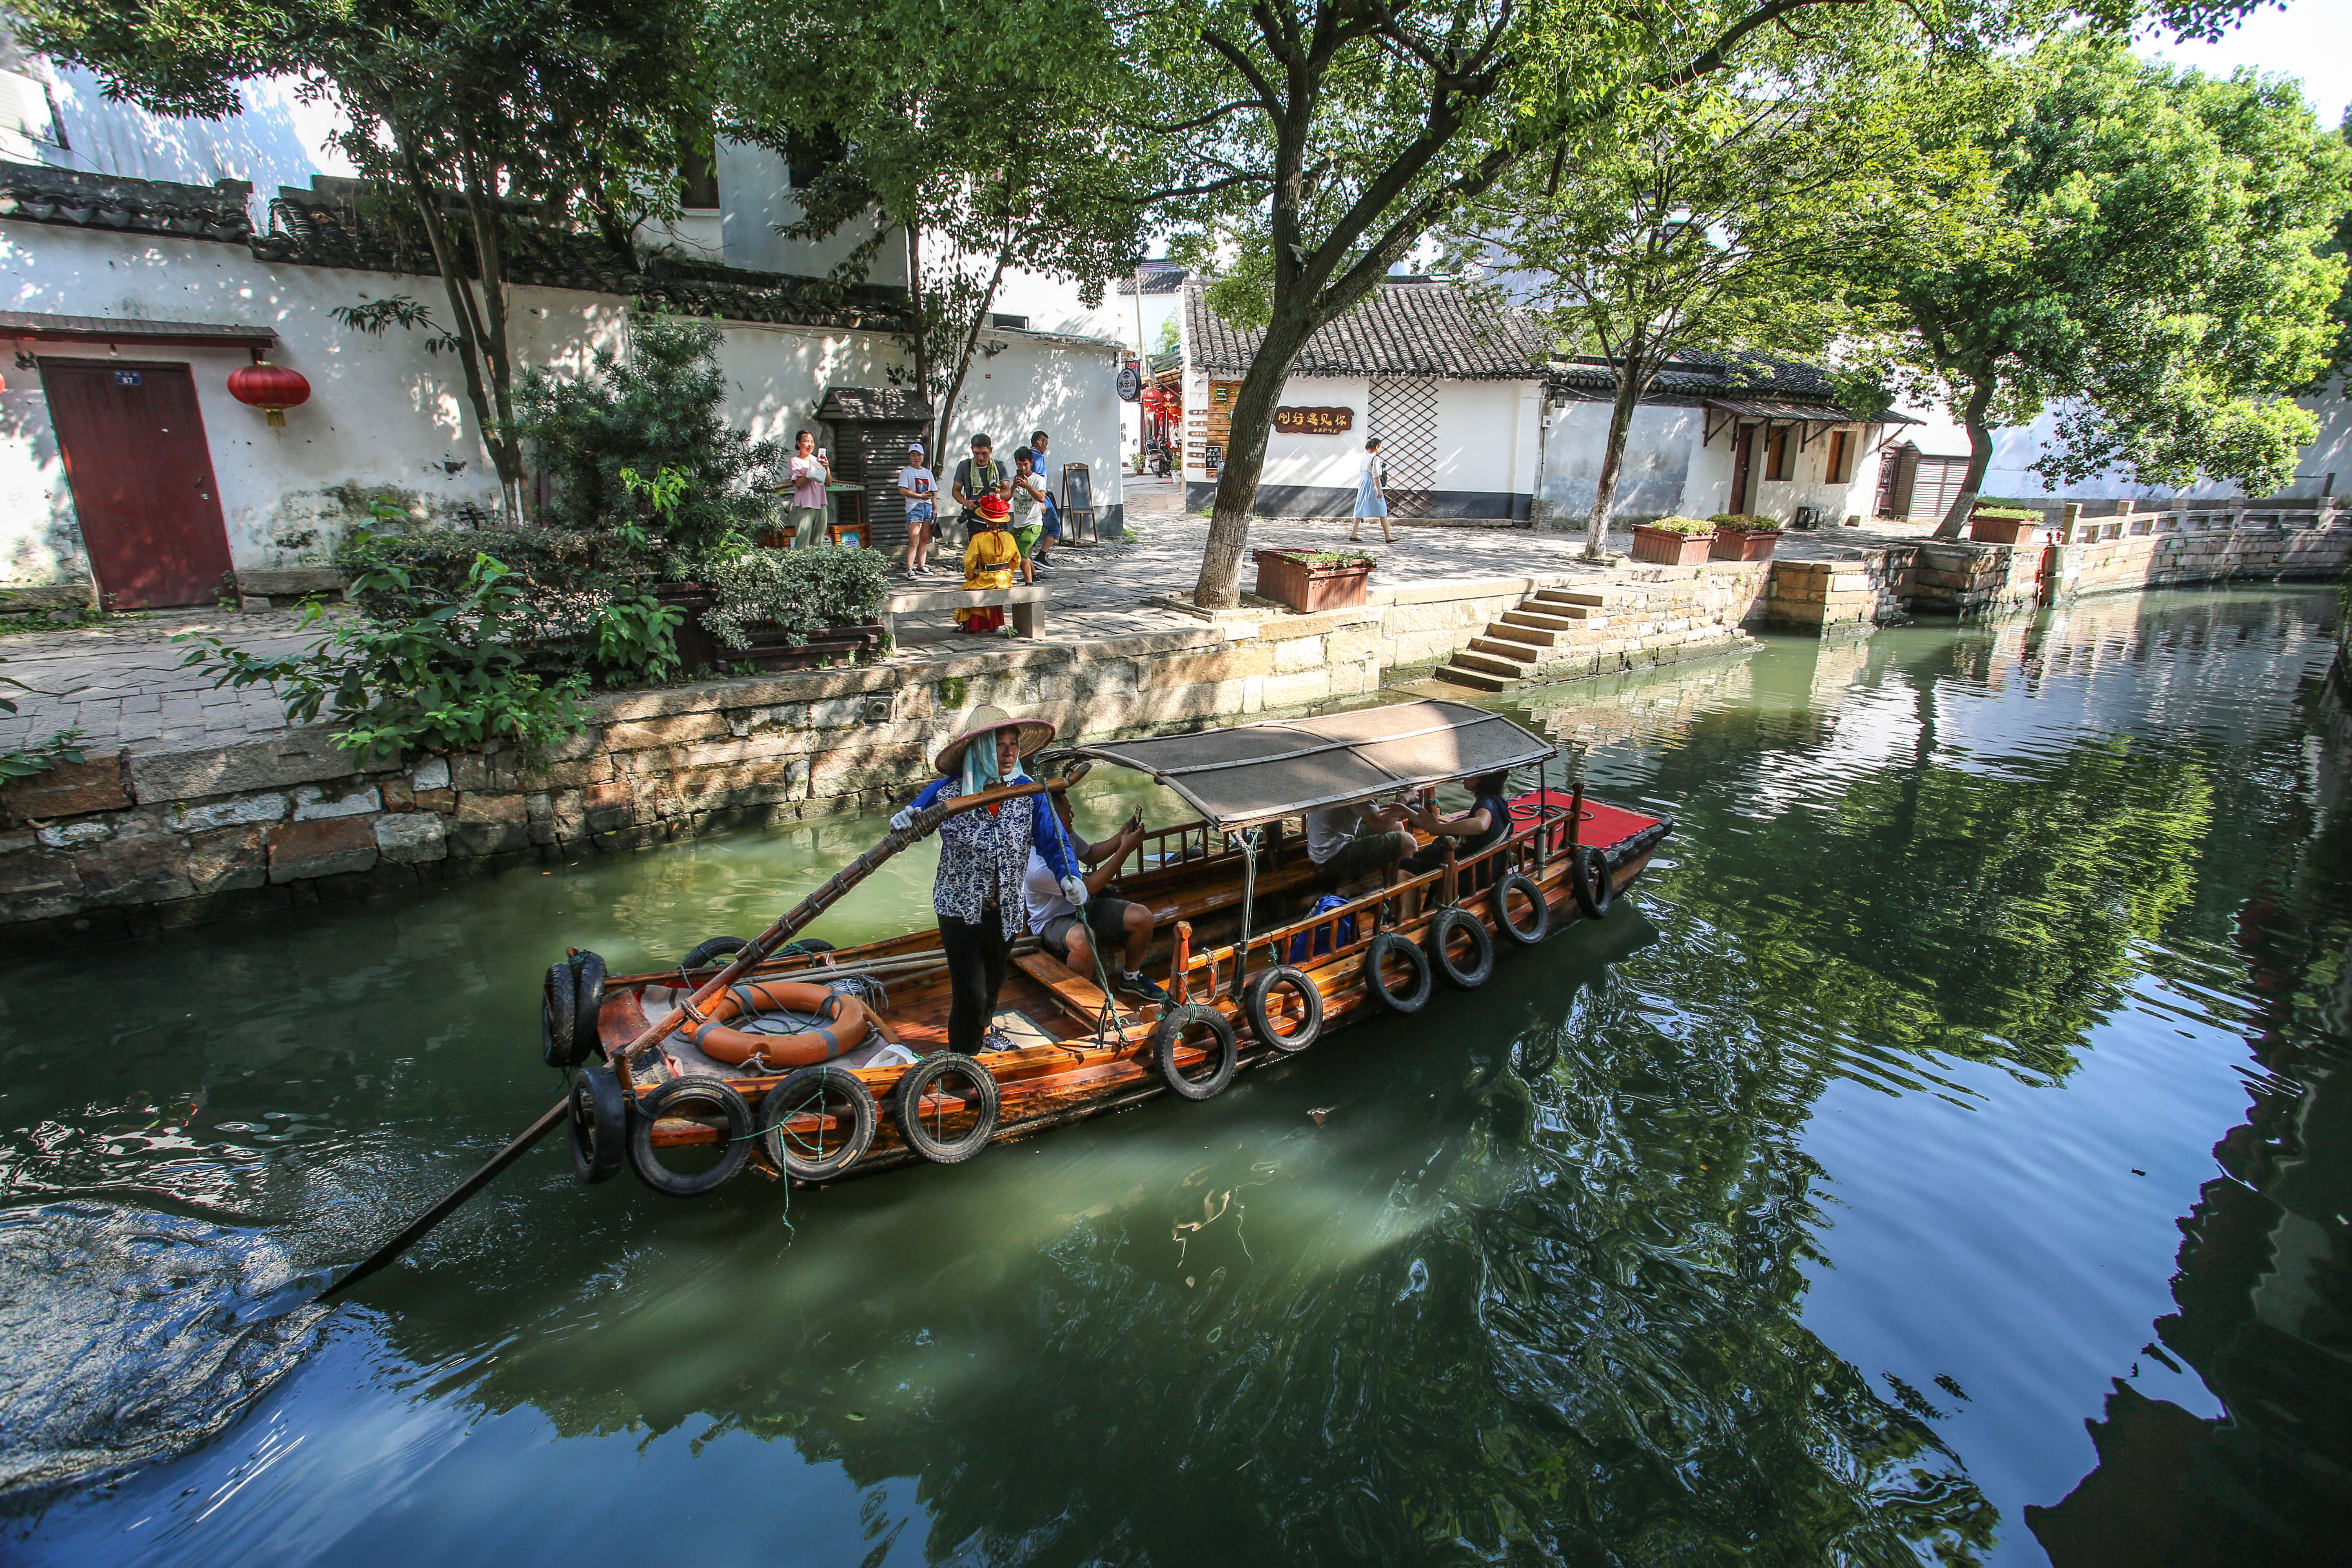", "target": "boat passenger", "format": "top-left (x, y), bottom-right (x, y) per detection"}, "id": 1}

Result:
top-left (1025, 793), bottom-right (1167, 1002)
top-left (1403, 771), bottom-right (1515, 878)
top-left (1303, 800), bottom-right (1417, 889)
top-left (891, 707), bottom-right (1082, 1055)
